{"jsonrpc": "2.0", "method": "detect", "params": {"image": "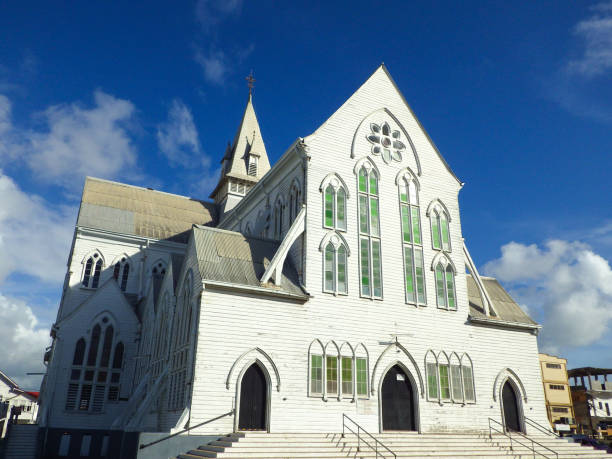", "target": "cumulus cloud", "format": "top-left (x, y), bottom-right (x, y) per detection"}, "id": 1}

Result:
top-left (195, 0), bottom-right (243, 31)
top-left (0, 293), bottom-right (50, 389)
top-left (566, 1), bottom-right (612, 78)
top-left (484, 240), bottom-right (612, 353)
top-left (0, 172), bottom-right (74, 283)
top-left (0, 91), bottom-right (139, 190)
top-left (157, 99), bottom-right (202, 166)
top-left (195, 49), bottom-right (229, 85)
